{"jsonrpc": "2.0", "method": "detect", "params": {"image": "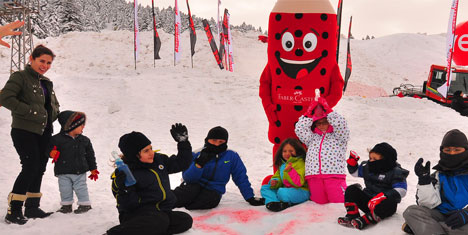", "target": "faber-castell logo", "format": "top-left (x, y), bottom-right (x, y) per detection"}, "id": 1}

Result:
top-left (277, 93), bottom-right (314, 104)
